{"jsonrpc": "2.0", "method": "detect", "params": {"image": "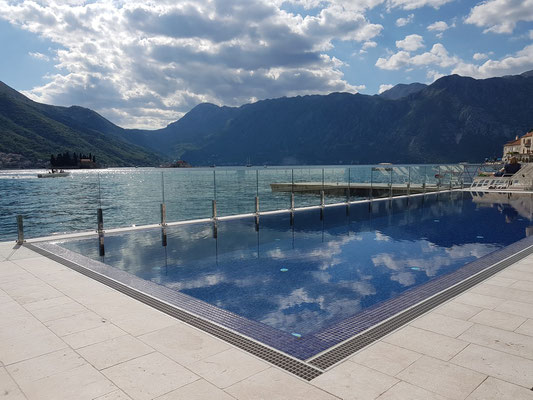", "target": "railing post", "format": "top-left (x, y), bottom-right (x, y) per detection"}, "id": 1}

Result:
top-left (255, 196), bottom-right (260, 214)
top-left (407, 166), bottom-right (411, 196)
top-left (16, 215), bottom-right (24, 245)
top-left (346, 168), bottom-right (351, 204)
top-left (389, 168), bottom-right (393, 199)
top-left (320, 190), bottom-right (325, 208)
top-left (97, 208), bottom-right (104, 256)
top-left (160, 203), bottom-right (167, 226)
top-left (212, 199), bottom-right (217, 220)
top-left (290, 192), bottom-right (295, 210)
